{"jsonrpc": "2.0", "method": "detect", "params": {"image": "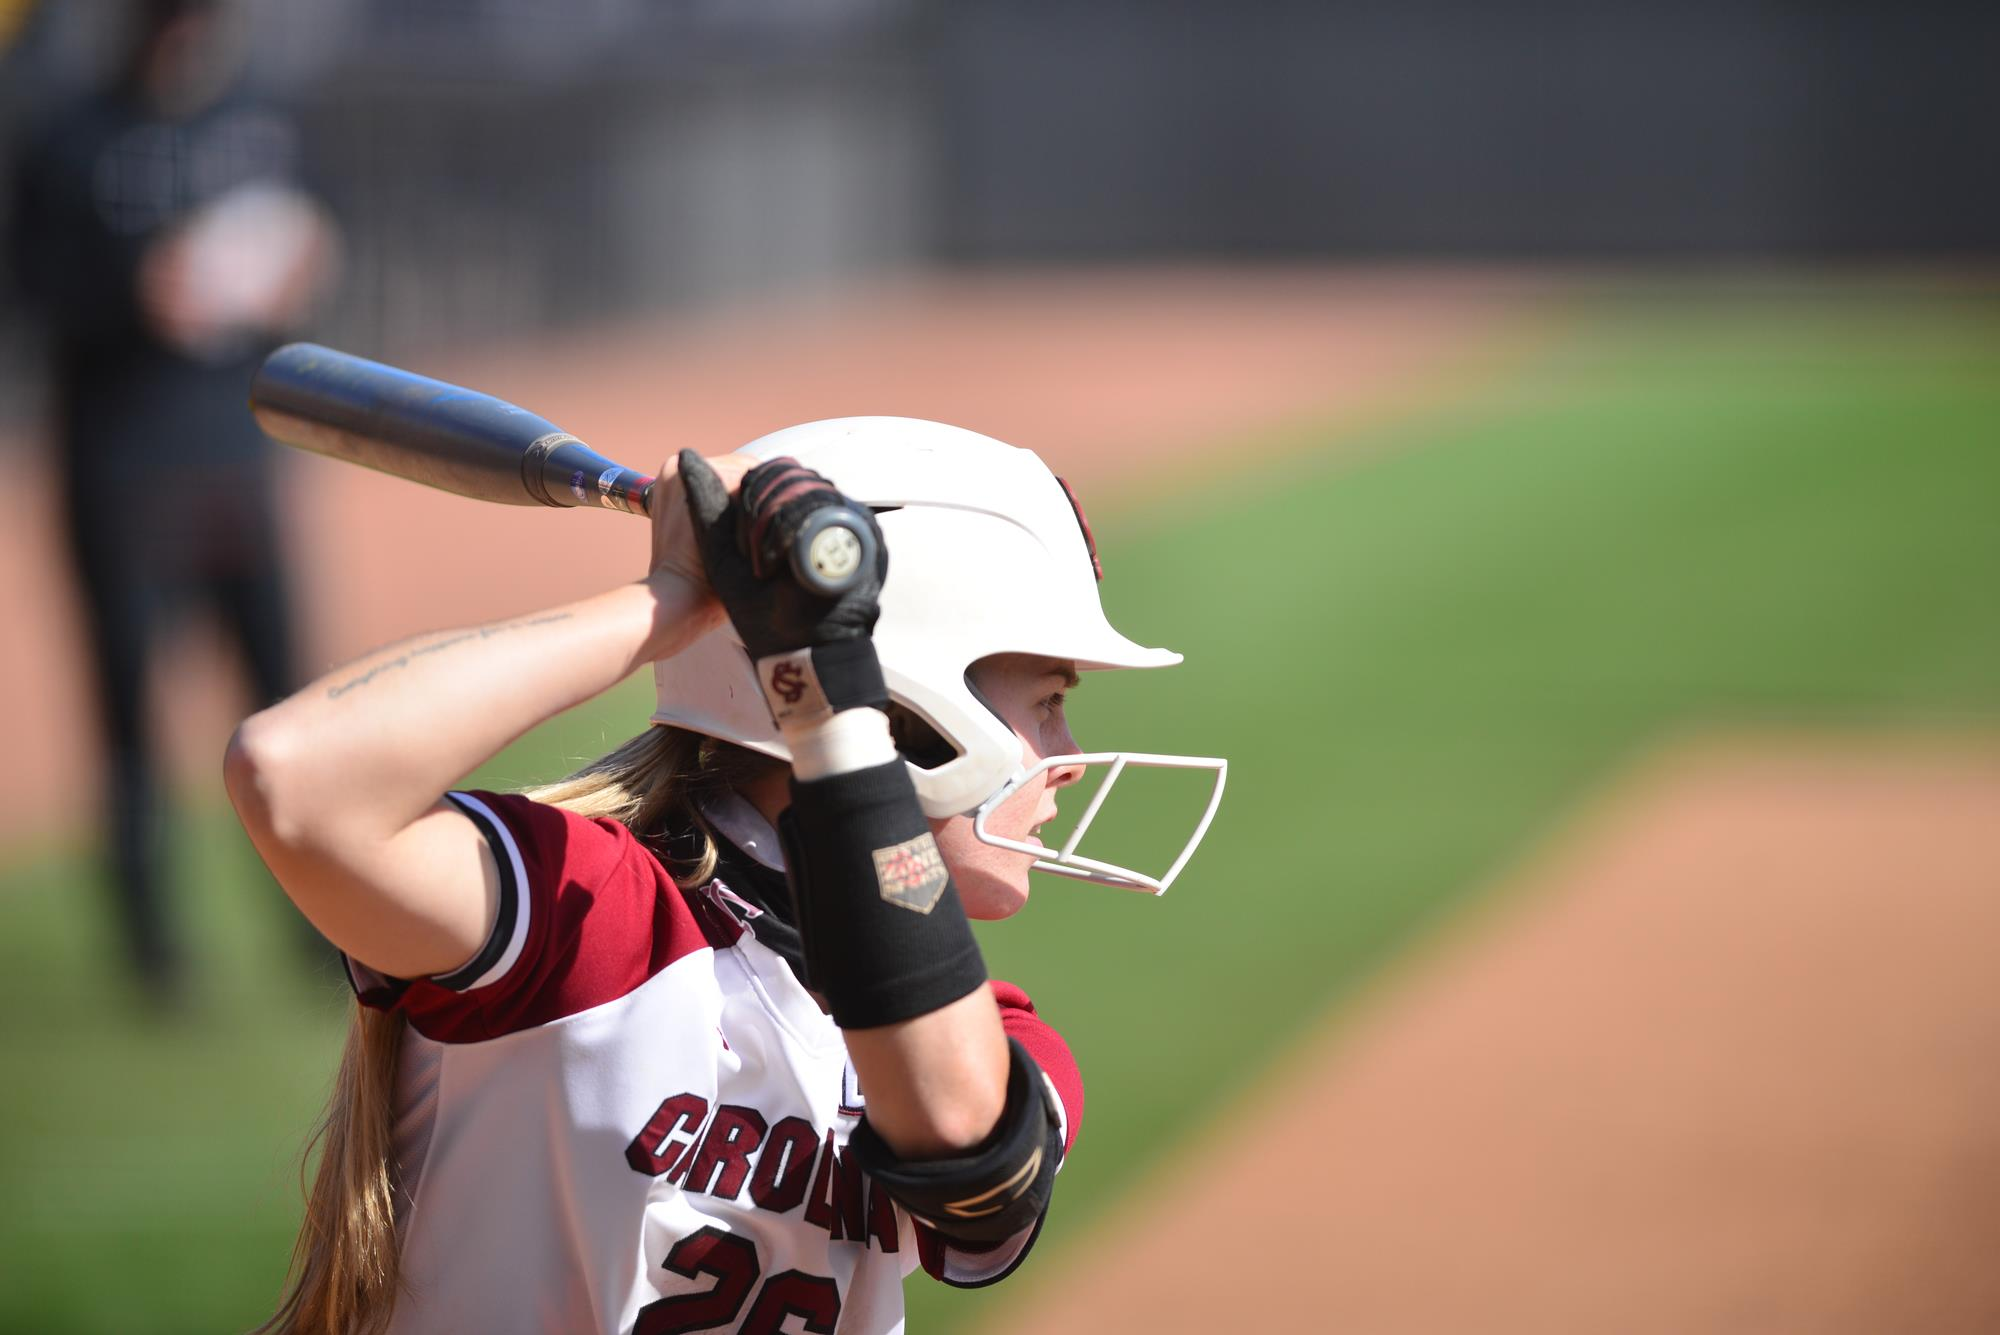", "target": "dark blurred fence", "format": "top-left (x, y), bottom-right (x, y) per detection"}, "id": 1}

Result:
top-left (4, 0), bottom-right (1996, 419)
top-left (298, 56), bottom-right (929, 355)
top-left (933, 0), bottom-right (2000, 259)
